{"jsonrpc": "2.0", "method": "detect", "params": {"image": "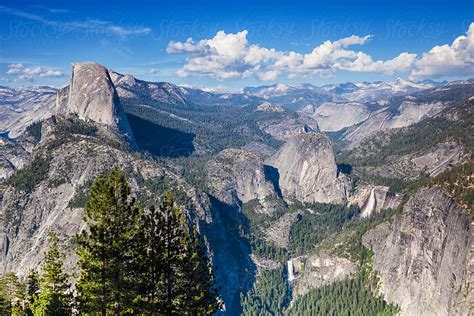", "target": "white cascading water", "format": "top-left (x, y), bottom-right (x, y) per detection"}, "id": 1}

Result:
top-left (287, 259), bottom-right (295, 282)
